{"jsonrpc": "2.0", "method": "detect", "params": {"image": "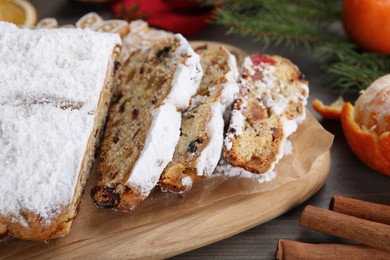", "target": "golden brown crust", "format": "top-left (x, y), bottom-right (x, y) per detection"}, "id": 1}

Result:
top-left (0, 49), bottom-right (120, 241)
